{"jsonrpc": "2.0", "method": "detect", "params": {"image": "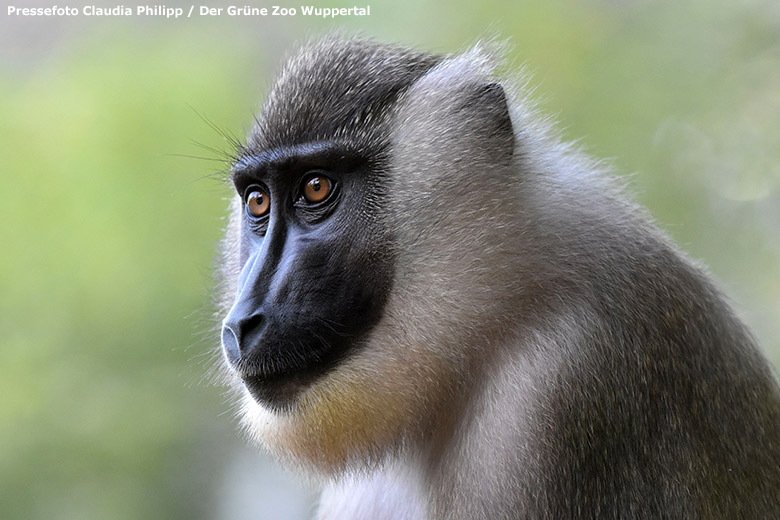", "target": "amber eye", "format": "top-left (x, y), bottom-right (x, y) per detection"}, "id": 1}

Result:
top-left (302, 175), bottom-right (331, 203)
top-left (245, 188), bottom-right (270, 218)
